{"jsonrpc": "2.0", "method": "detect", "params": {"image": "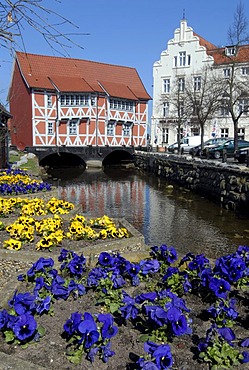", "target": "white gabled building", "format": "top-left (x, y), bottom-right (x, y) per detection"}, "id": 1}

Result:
top-left (151, 18), bottom-right (249, 147)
